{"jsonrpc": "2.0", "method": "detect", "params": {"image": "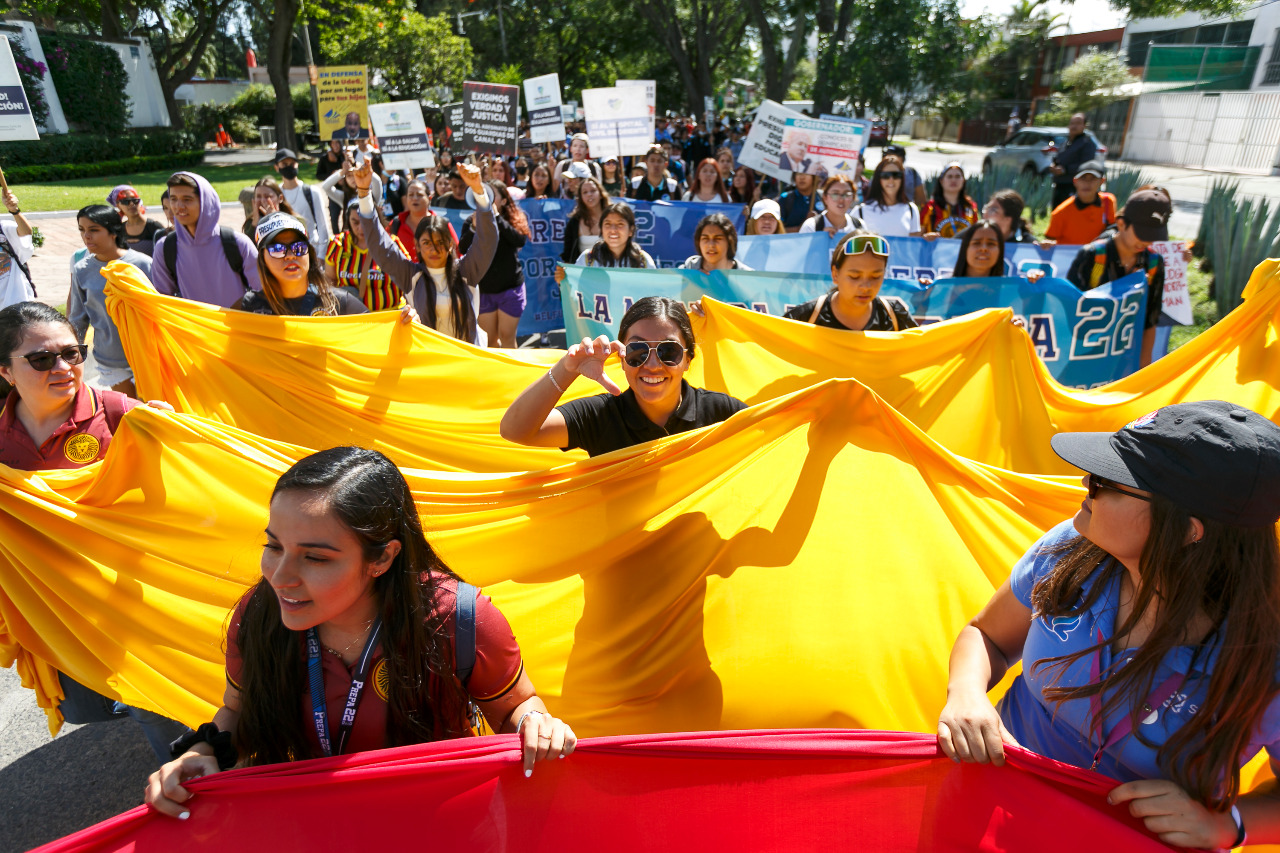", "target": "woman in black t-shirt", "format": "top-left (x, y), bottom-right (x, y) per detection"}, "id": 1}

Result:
top-left (234, 212), bottom-right (414, 321)
top-left (500, 297), bottom-right (746, 457)
top-left (783, 230), bottom-right (918, 332)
